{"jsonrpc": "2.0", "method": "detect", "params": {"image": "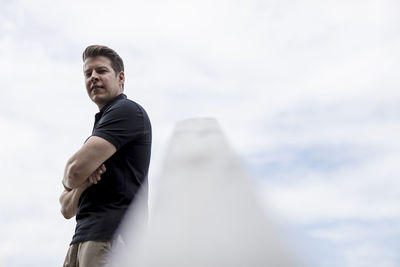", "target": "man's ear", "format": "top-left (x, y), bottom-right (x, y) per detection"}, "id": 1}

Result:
top-left (119, 71), bottom-right (125, 86)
